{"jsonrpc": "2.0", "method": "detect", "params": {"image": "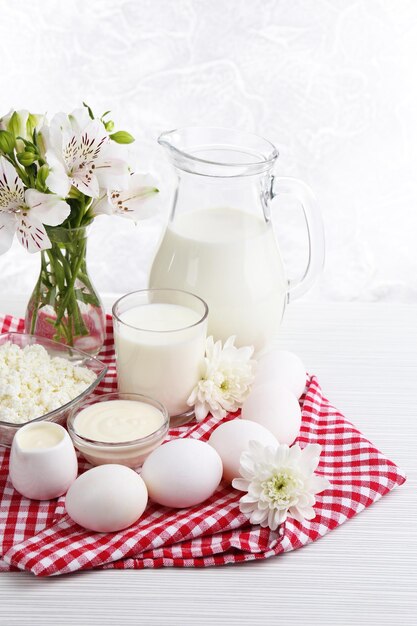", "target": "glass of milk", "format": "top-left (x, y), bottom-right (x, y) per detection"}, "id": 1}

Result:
top-left (112, 289), bottom-right (208, 426)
